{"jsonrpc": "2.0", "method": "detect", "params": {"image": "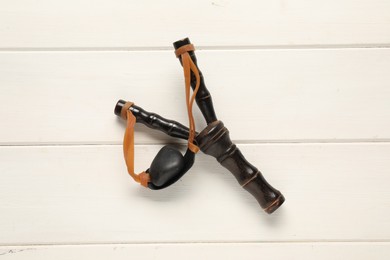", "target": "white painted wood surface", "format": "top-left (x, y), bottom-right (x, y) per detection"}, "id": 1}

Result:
top-left (1, 0), bottom-right (390, 48)
top-left (1, 0), bottom-right (389, 259)
top-left (1, 243), bottom-right (390, 260)
top-left (1, 143), bottom-right (390, 245)
top-left (1, 49), bottom-right (389, 145)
